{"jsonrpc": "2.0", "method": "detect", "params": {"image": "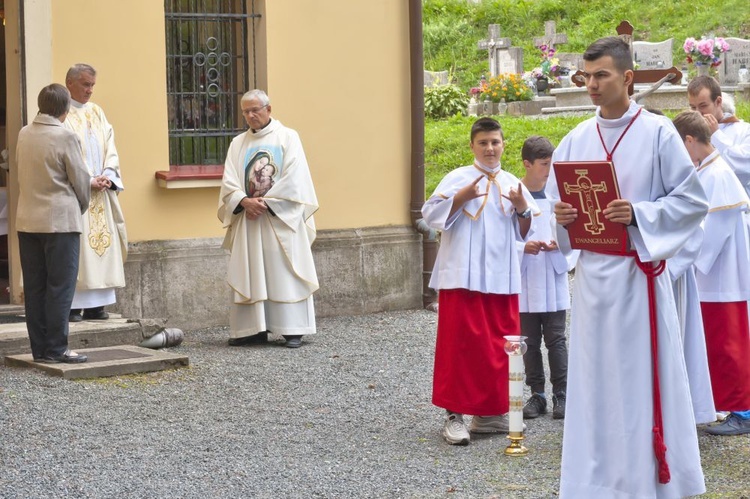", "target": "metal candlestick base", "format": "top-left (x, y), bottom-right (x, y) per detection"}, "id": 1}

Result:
top-left (504, 432), bottom-right (528, 456)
